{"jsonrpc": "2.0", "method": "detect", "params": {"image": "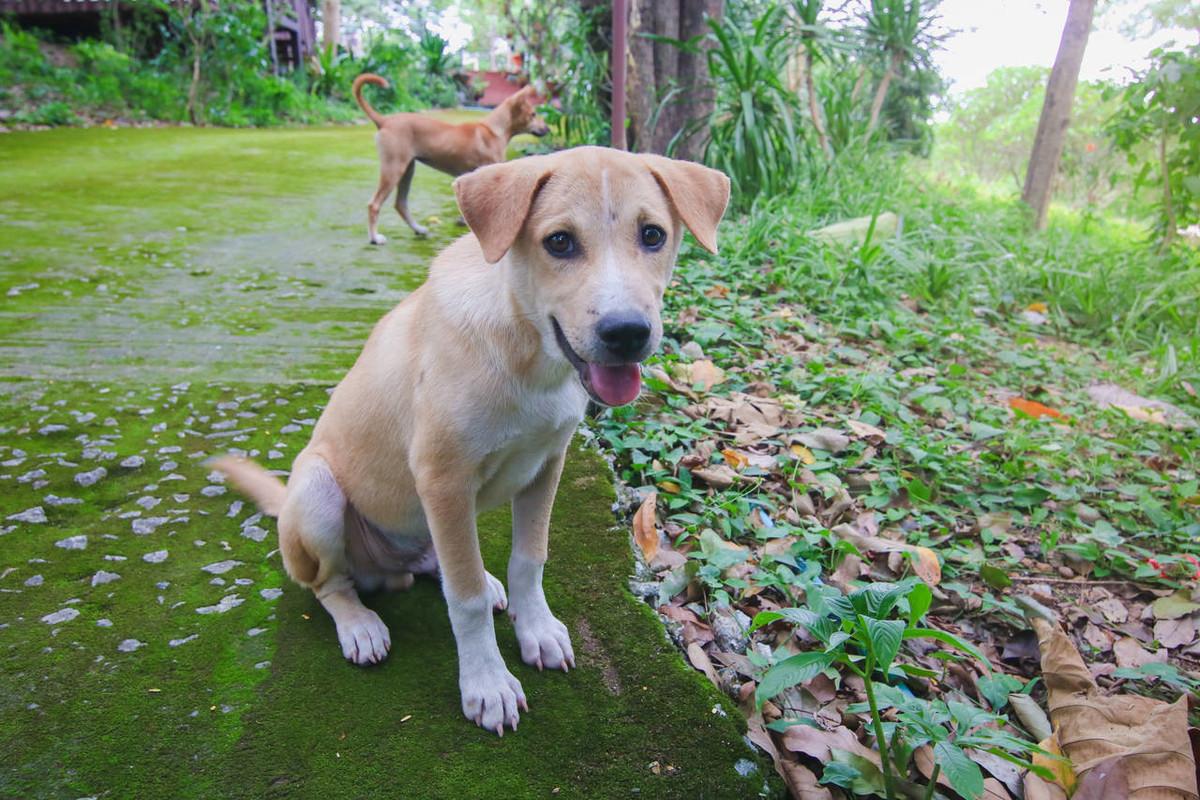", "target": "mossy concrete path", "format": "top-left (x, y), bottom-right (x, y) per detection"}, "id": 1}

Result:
top-left (0, 126), bottom-right (769, 799)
